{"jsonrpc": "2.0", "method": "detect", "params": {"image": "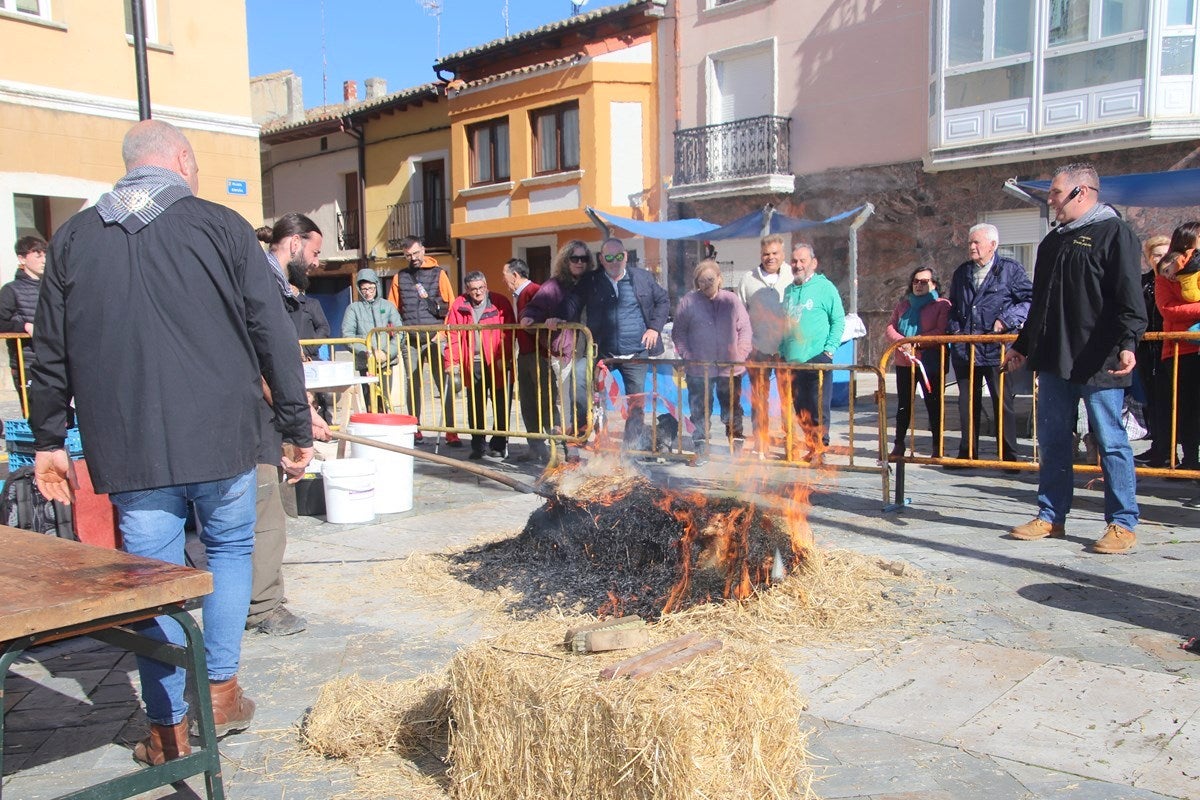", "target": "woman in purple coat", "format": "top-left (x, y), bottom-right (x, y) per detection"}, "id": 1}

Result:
top-left (672, 259), bottom-right (752, 464)
top-left (885, 266), bottom-right (951, 457)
